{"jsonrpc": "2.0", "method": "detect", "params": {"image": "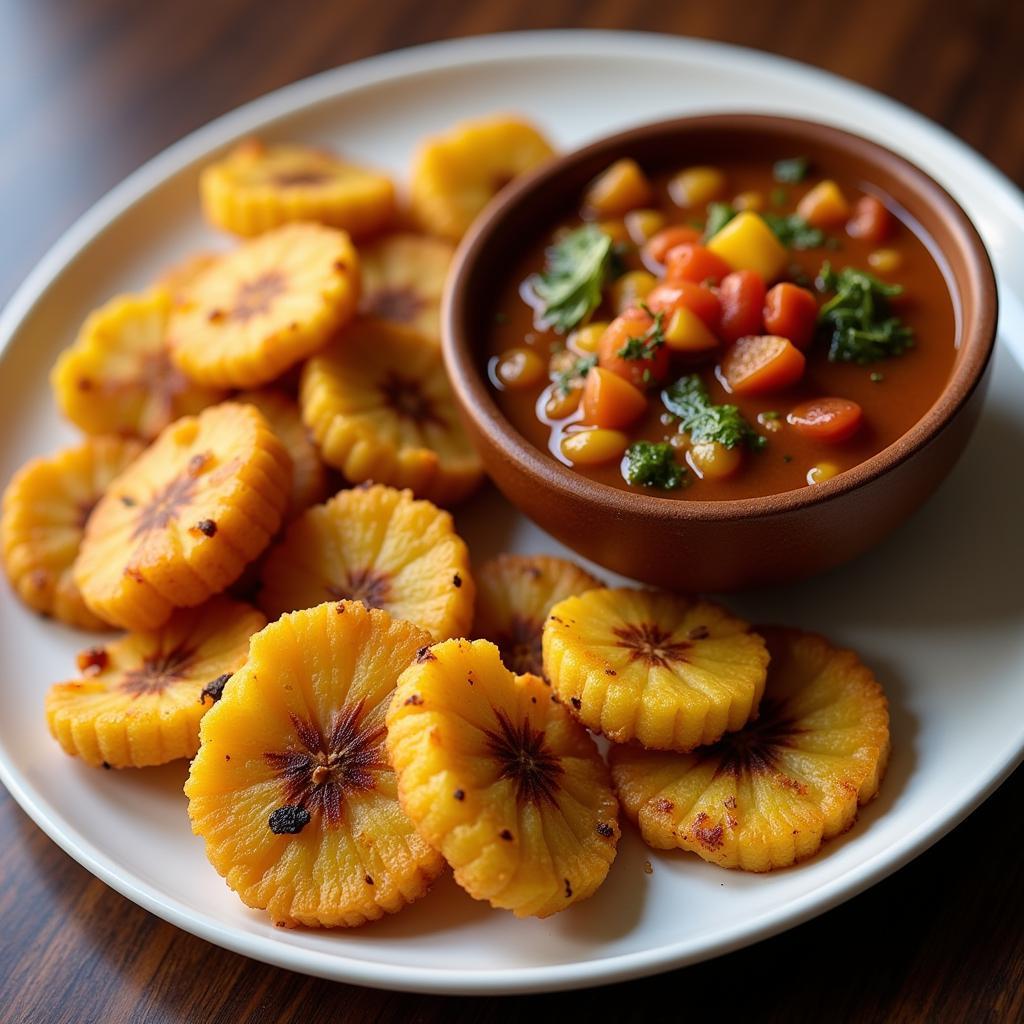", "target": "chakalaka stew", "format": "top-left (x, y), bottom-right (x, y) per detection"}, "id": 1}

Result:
top-left (487, 149), bottom-right (957, 500)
